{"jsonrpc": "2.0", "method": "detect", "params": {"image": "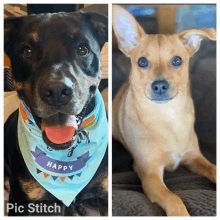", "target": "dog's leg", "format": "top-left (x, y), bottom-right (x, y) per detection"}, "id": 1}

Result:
top-left (134, 162), bottom-right (190, 216)
top-left (183, 154), bottom-right (216, 183)
top-left (65, 203), bottom-right (87, 216)
top-left (97, 197), bottom-right (108, 216)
